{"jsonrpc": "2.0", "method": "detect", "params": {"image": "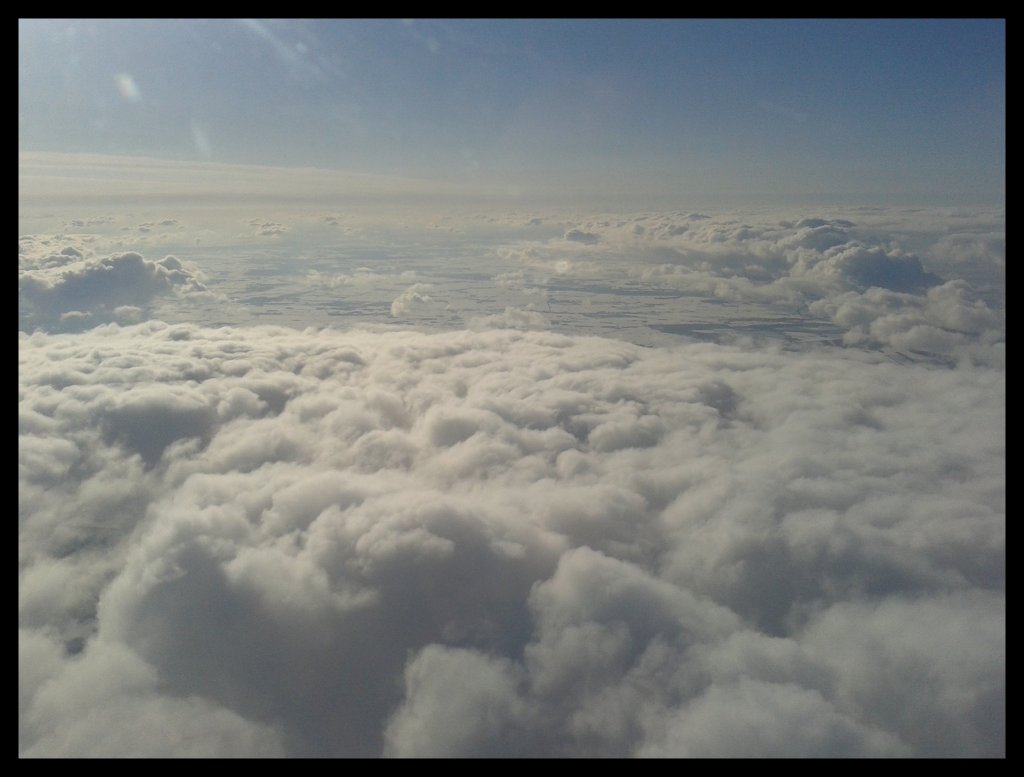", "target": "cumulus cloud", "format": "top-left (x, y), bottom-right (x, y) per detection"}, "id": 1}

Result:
top-left (564, 228), bottom-right (601, 244)
top-left (19, 249), bottom-right (209, 332)
top-left (16, 196), bottom-right (1005, 757)
top-left (809, 280), bottom-right (1004, 365)
top-left (486, 207), bottom-right (1002, 362)
top-left (19, 631), bottom-right (285, 757)
top-left (390, 283), bottom-right (442, 318)
top-left (638, 676), bottom-right (911, 757)
top-left (795, 242), bottom-right (941, 293)
top-left (19, 322), bottom-right (1004, 757)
